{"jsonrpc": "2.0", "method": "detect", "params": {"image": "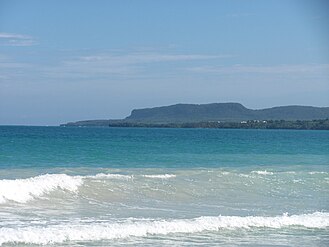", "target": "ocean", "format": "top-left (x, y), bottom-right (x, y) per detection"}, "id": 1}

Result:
top-left (0, 126), bottom-right (328, 246)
